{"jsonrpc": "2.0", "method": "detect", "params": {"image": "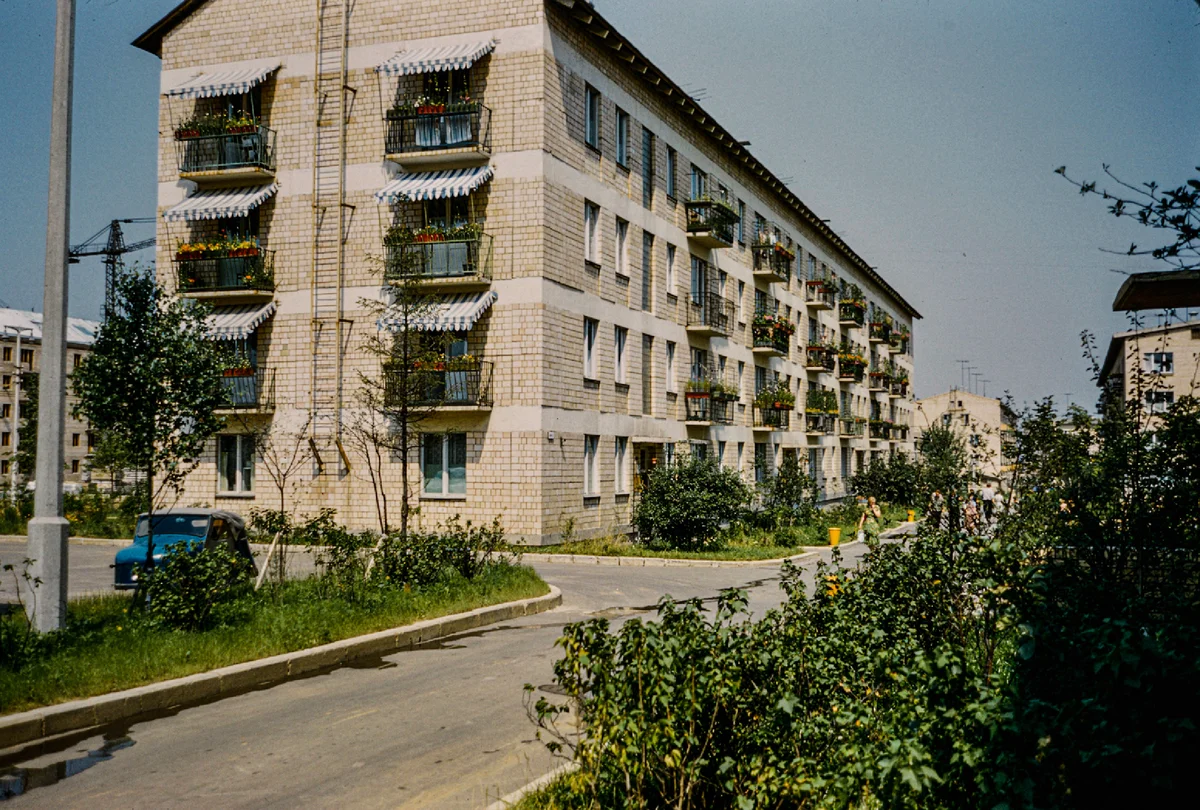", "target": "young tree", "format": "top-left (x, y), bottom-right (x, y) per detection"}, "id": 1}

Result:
top-left (238, 412), bottom-right (312, 585)
top-left (13, 372), bottom-right (37, 486)
top-left (73, 264), bottom-right (227, 570)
